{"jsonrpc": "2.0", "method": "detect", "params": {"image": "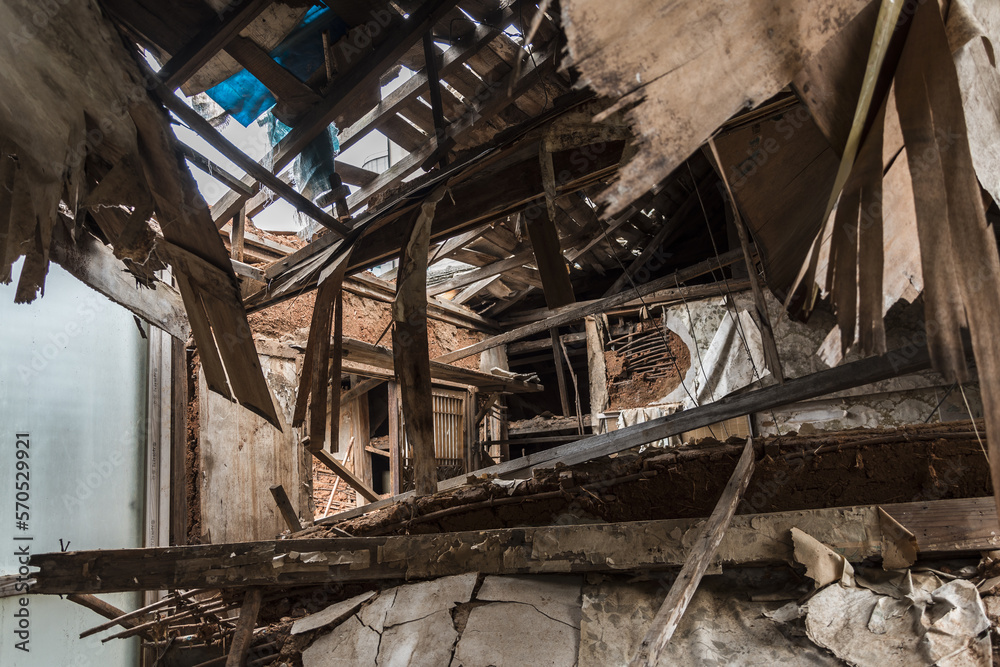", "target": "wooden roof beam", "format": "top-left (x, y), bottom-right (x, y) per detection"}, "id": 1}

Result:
top-left (207, 0), bottom-right (466, 227)
top-left (157, 0), bottom-right (274, 90)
